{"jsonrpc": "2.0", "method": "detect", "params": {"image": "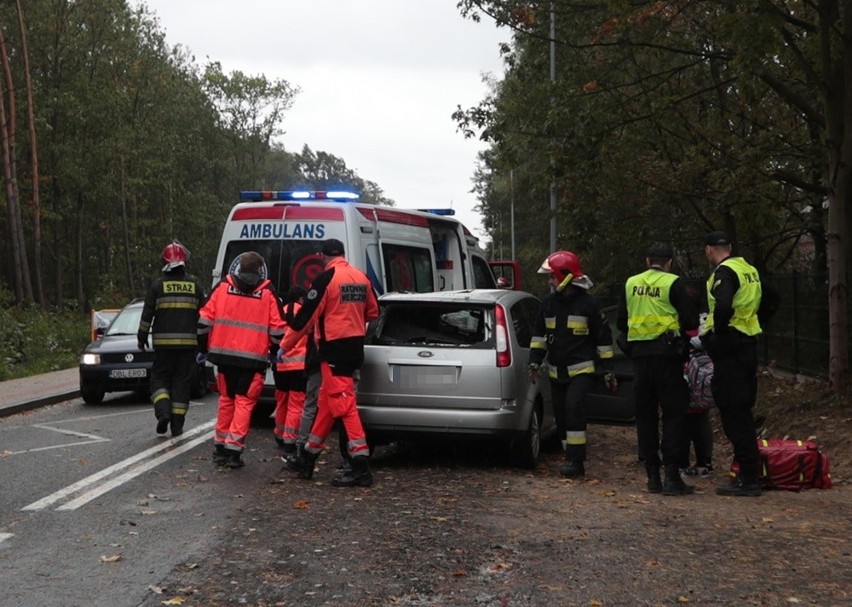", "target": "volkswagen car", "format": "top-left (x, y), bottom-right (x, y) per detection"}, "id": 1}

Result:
top-left (78, 299), bottom-right (206, 404)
